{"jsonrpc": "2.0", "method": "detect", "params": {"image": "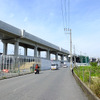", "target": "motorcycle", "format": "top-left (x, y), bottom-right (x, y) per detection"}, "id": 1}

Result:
top-left (34, 68), bottom-right (39, 74)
